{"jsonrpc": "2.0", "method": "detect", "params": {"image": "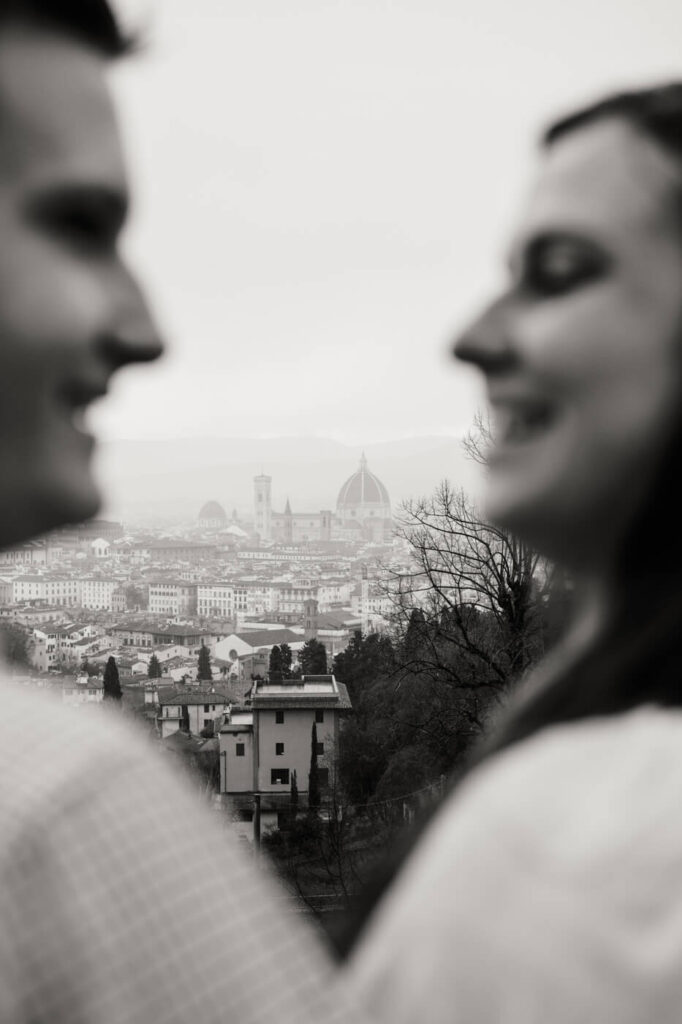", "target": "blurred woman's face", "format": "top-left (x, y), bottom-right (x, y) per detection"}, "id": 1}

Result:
top-left (455, 117), bottom-right (682, 573)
